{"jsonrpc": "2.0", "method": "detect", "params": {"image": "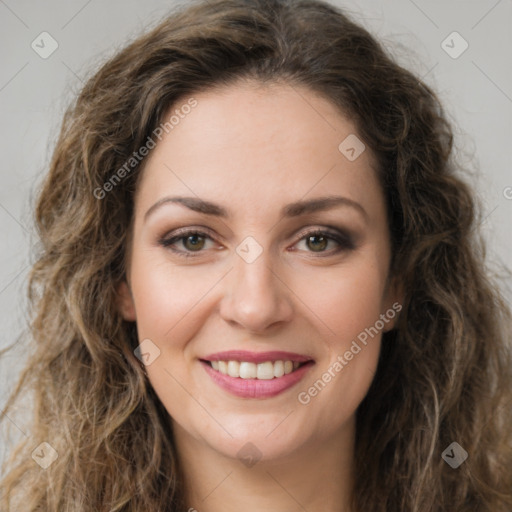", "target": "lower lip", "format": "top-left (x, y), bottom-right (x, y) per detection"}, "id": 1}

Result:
top-left (201, 360), bottom-right (314, 399)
